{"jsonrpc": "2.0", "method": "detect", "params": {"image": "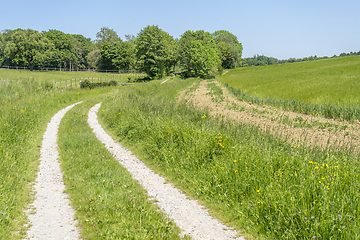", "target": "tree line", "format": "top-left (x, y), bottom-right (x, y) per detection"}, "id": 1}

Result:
top-left (242, 51), bottom-right (360, 67)
top-left (0, 26), bottom-right (243, 79)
